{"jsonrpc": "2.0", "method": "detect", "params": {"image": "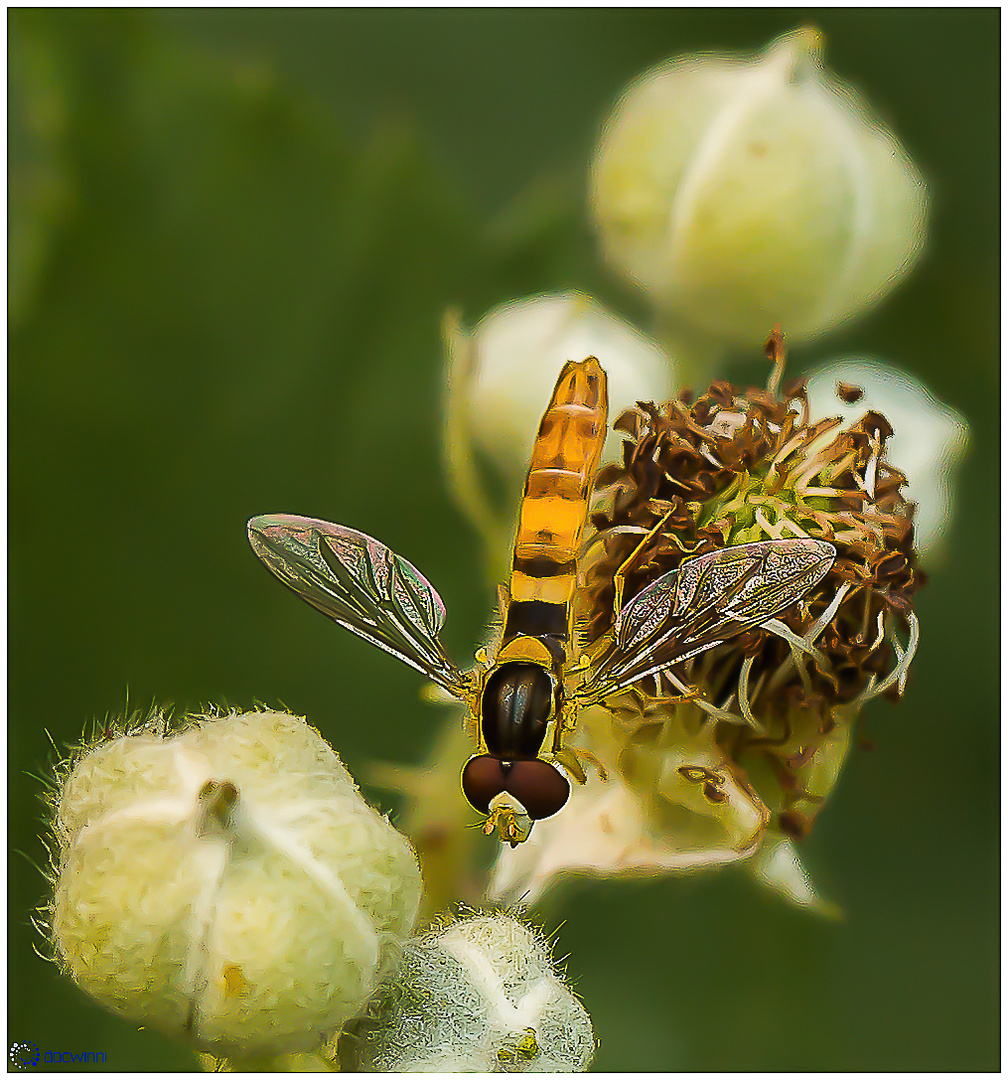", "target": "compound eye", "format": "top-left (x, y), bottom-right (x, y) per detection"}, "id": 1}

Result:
top-left (461, 755), bottom-right (507, 815)
top-left (503, 759), bottom-right (570, 820)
